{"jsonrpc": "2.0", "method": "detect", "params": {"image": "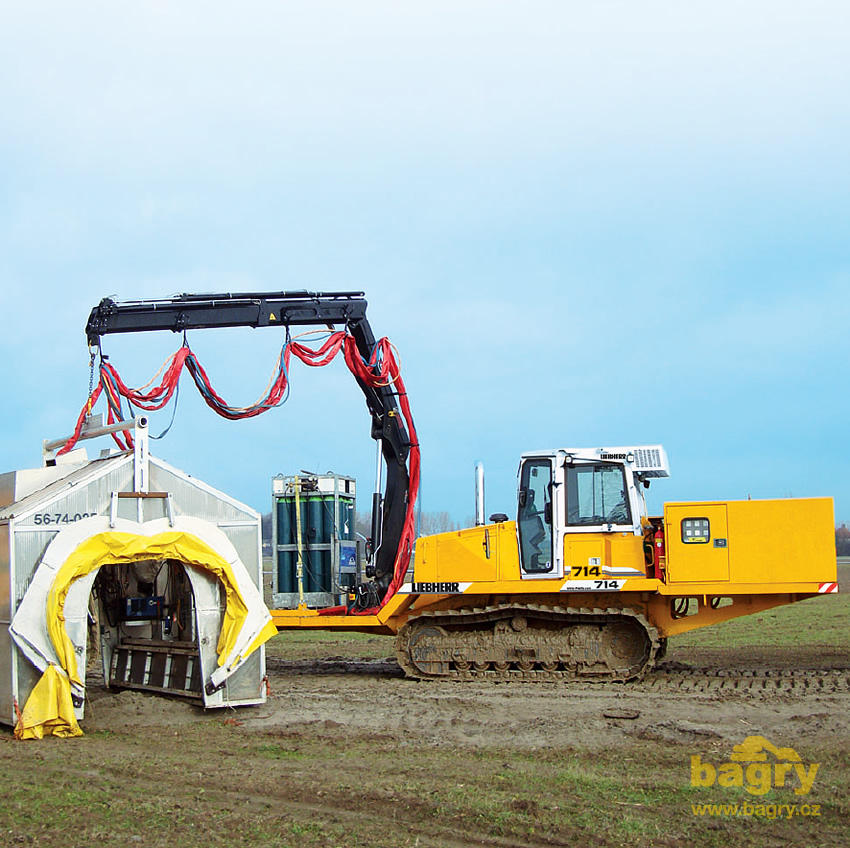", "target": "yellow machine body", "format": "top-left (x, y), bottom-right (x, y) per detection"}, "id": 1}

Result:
top-left (273, 496), bottom-right (837, 640)
top-left (272, 445), bottom-right (836, 681)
